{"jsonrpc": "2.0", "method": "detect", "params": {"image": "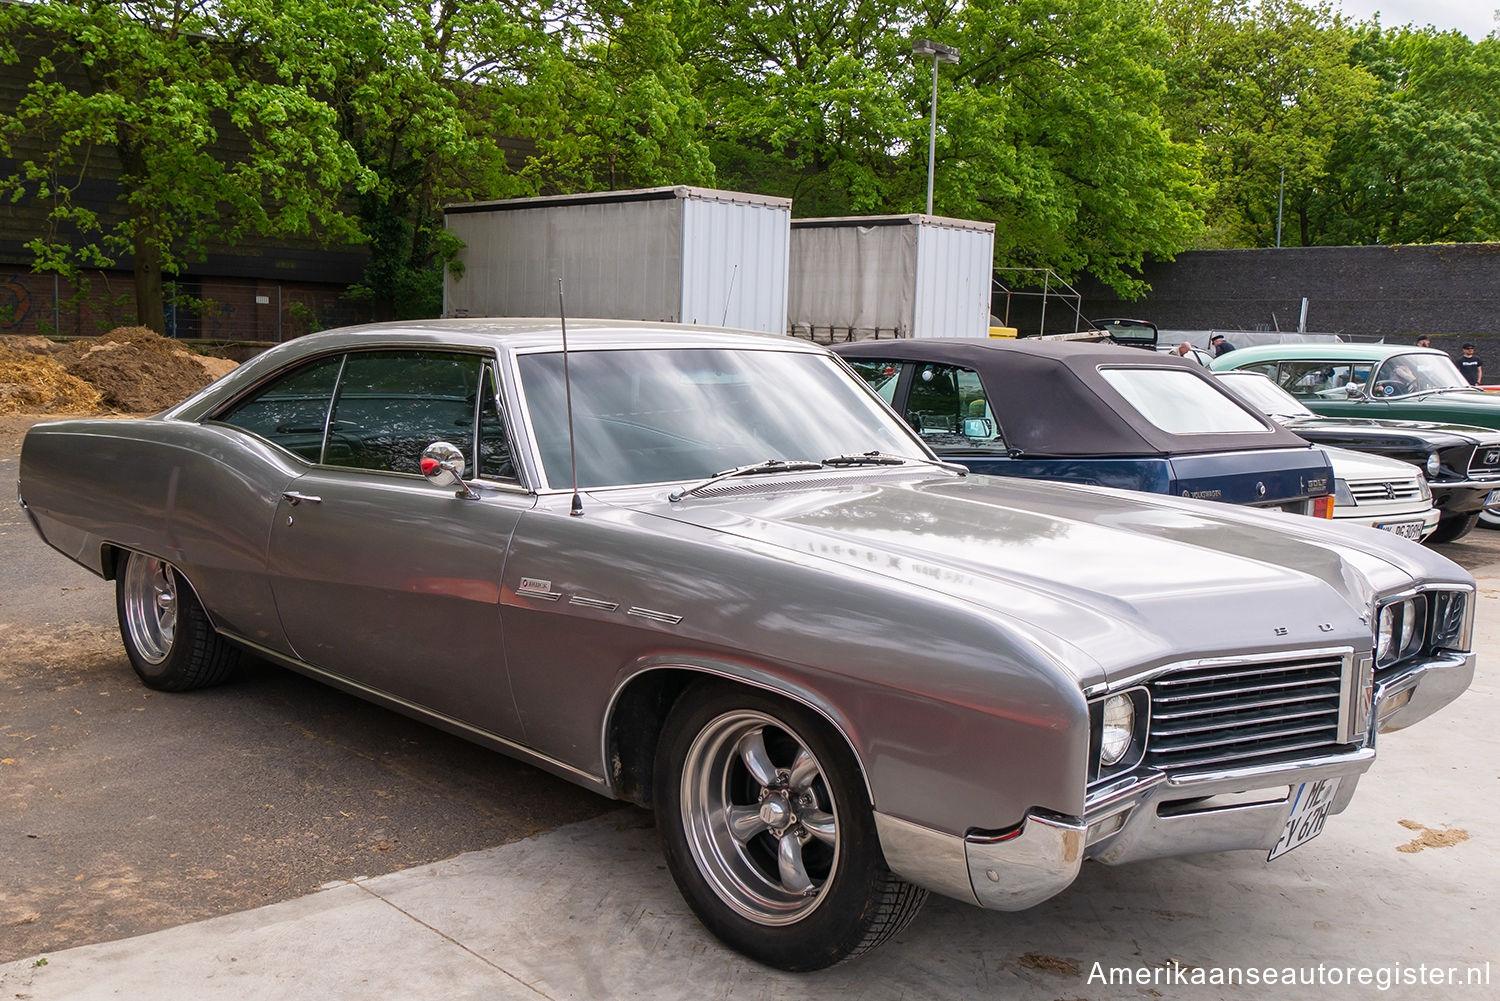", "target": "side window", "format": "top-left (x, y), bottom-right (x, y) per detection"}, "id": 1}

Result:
top-left (844, 359), bottom-right (902, 405)
top-left (1277, 361), bottom-right (1375, 399)
top-left (214, 354), bottom-right (344, 461)
top-left (325, 351), bottom-right (482, 474)
top-left (477, 363), bottom-right (517, 480)
top-left (903, 363), bottom-right (1005, 452)
top-left (1238, 362), bottom-right (1278, 379)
